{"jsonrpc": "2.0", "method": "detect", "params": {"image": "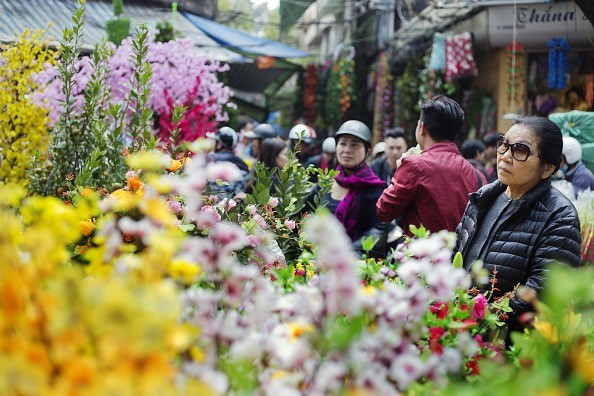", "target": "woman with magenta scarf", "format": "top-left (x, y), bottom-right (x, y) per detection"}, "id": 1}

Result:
top-left (317, 120), bottom-right (388, 258)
